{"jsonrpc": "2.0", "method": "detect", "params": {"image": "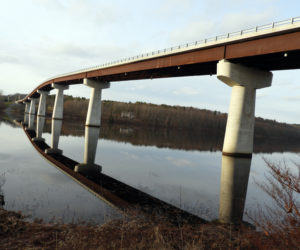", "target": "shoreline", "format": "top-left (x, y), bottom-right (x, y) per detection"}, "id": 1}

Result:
top-left (0, 207), bottom-right (264, 249)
